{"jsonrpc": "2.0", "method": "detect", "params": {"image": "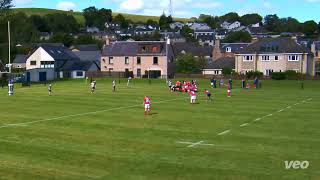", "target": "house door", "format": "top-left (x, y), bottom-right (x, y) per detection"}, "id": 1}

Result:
top-left (26, 72), bottom-right (30, 82)
top-left (137, 69), bottom-right (141, 78)
top-left (39, 72), bottom-right (47, 82)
